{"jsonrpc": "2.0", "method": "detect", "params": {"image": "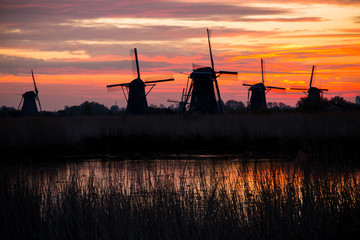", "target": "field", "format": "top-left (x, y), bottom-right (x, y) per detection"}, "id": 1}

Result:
top-left (1, 111), bottom-right (360, 161)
